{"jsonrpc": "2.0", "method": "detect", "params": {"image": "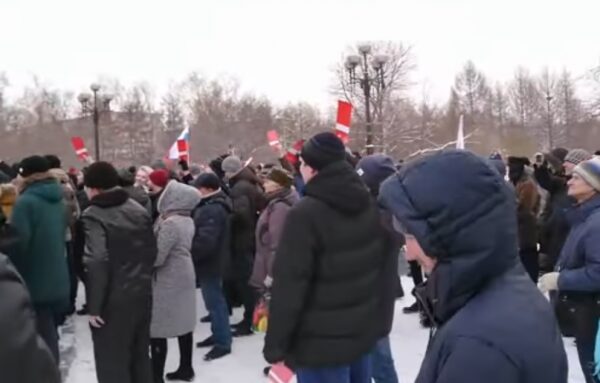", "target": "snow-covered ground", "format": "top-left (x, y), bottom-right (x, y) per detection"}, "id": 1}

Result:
top-left (63, 277), bottom-right (586, 383)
